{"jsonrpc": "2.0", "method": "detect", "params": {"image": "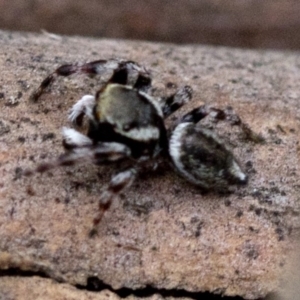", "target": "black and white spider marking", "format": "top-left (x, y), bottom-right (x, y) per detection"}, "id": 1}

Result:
top-left (27, 58), bottom-right (247, 236)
